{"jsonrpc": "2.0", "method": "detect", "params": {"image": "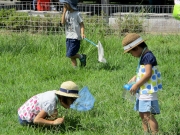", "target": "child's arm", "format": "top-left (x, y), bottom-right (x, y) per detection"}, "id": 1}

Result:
top-left (33, 110), bottom-right (64, 126)
top-left (80, 22), bottom-right (85, 39)
top-left (61, 5), bottom-right (67, 25)
top-left (130, 64), bottom-right (152, 95)
top-left (128, 75), bottom-right (137, 83)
